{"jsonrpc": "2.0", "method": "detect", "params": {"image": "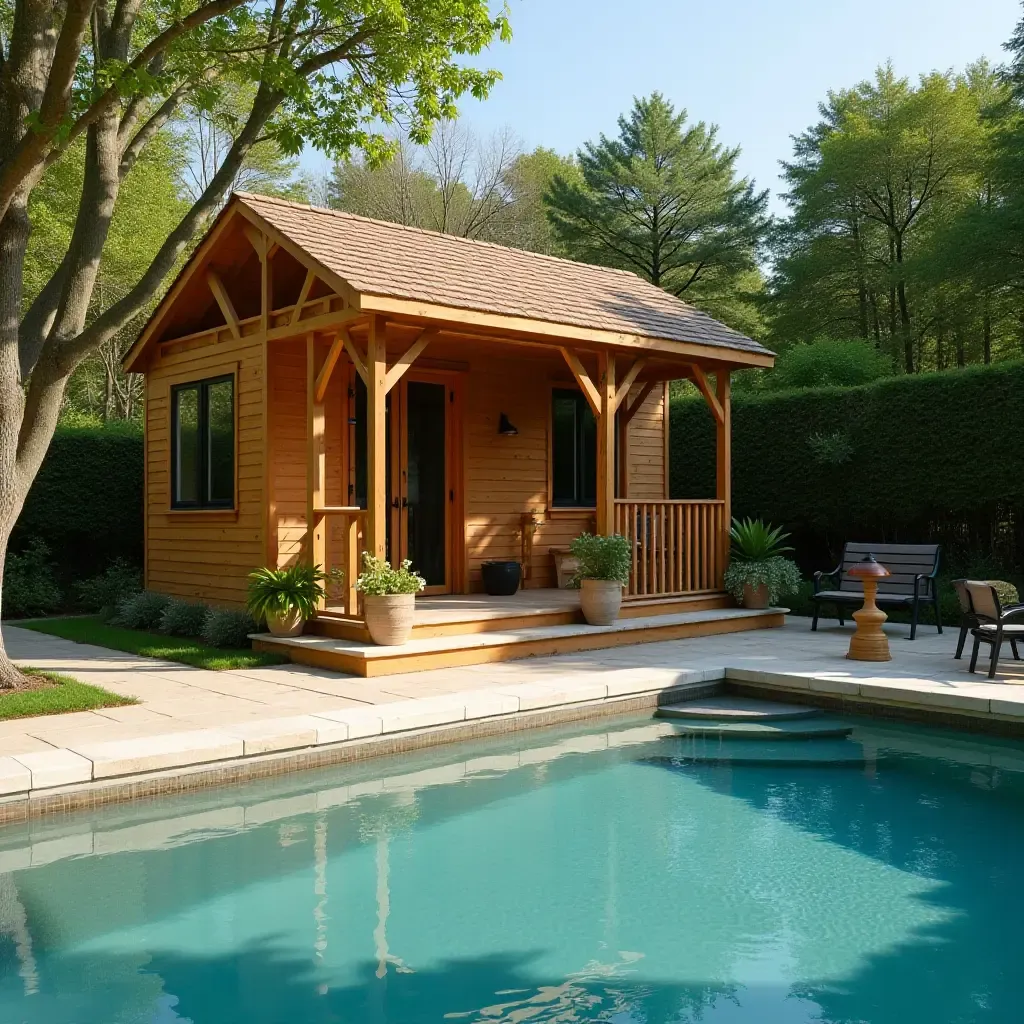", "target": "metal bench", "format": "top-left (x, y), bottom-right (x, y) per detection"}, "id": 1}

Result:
top-left (811, 542), bottom-right (942, 640)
